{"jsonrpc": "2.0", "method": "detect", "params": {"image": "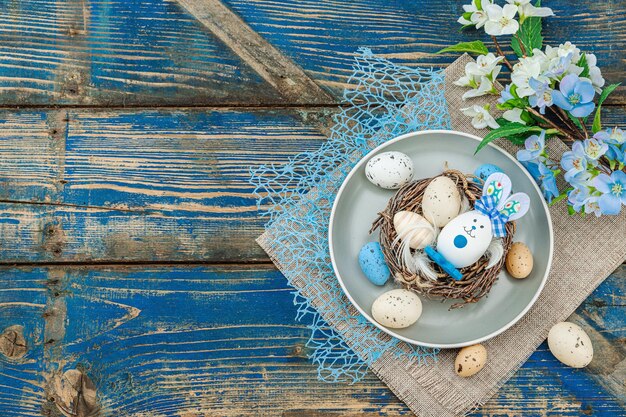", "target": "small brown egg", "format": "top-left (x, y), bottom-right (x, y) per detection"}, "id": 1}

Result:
top-left (455, 344), bottom-right (487, 377)
top-left (506, 242), bottom-right (533, 279)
